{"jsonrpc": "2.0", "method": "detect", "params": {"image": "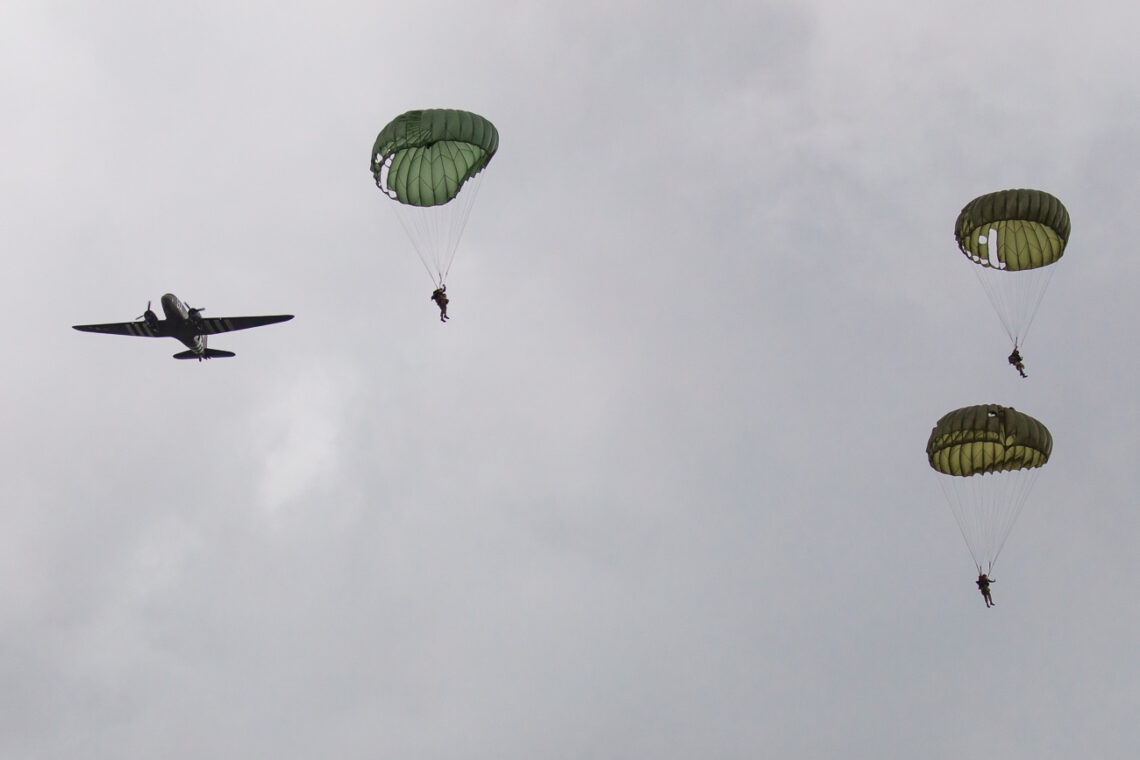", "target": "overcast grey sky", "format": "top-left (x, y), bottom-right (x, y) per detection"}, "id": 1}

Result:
top-left (3, 1), bottom-right (1139, 757)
